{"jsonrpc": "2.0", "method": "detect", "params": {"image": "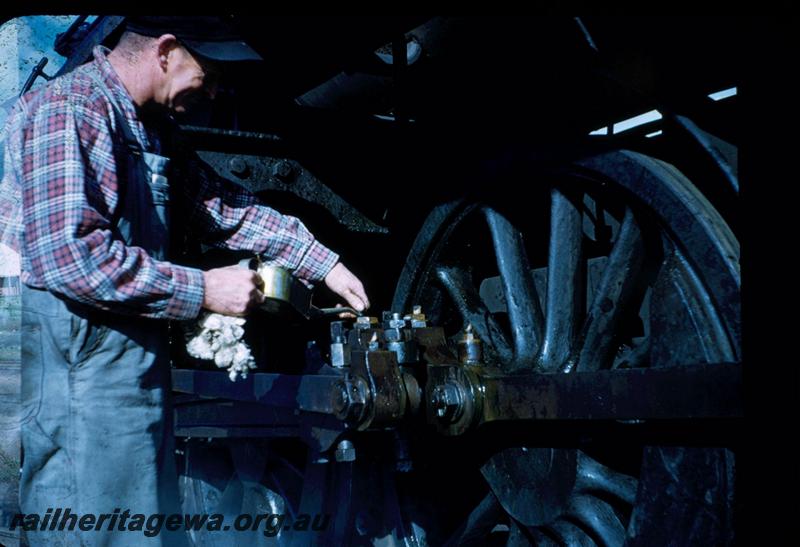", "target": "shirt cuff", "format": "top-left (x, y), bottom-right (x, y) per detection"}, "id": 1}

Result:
top-left (294, 240), bottom-right (339, 283)
top-left (165, 264), bottom-right (205, 320)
